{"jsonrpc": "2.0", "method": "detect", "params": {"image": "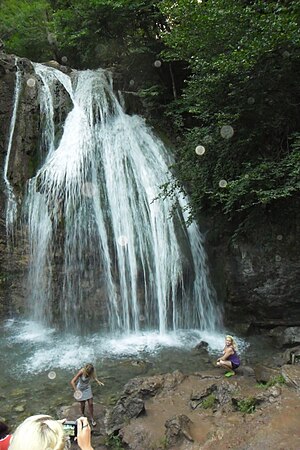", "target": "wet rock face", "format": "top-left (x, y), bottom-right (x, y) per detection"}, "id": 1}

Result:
top-left (0, 53), bottom-right (39, 190)
top-left (0, 53), bottom-right (73, 318)
top-left (0, 53), bottom-right (35, 318)
top-left (207, 214), bottom-right (300, 336)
